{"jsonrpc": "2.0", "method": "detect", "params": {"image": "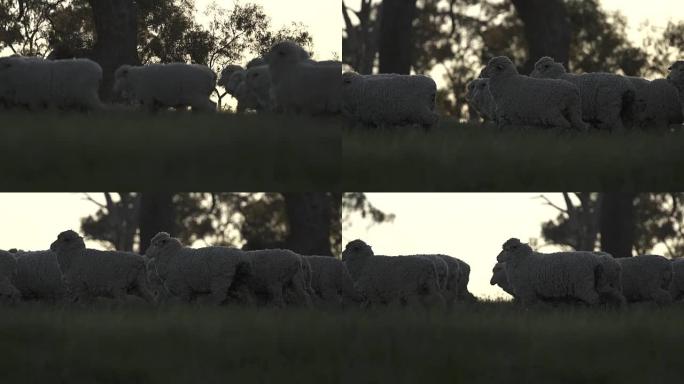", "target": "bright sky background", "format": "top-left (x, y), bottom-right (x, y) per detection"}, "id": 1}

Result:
top-left (343, 193), bottom-right (585, 301)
